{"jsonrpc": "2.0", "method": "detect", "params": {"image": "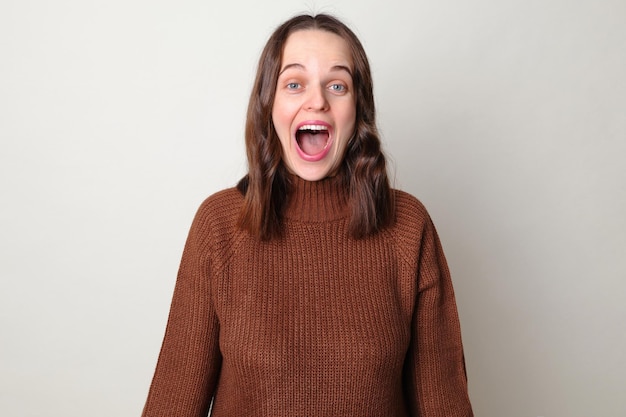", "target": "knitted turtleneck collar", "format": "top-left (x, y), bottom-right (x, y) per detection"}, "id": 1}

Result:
top-left (283, 175), bottom-right (350, 222)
